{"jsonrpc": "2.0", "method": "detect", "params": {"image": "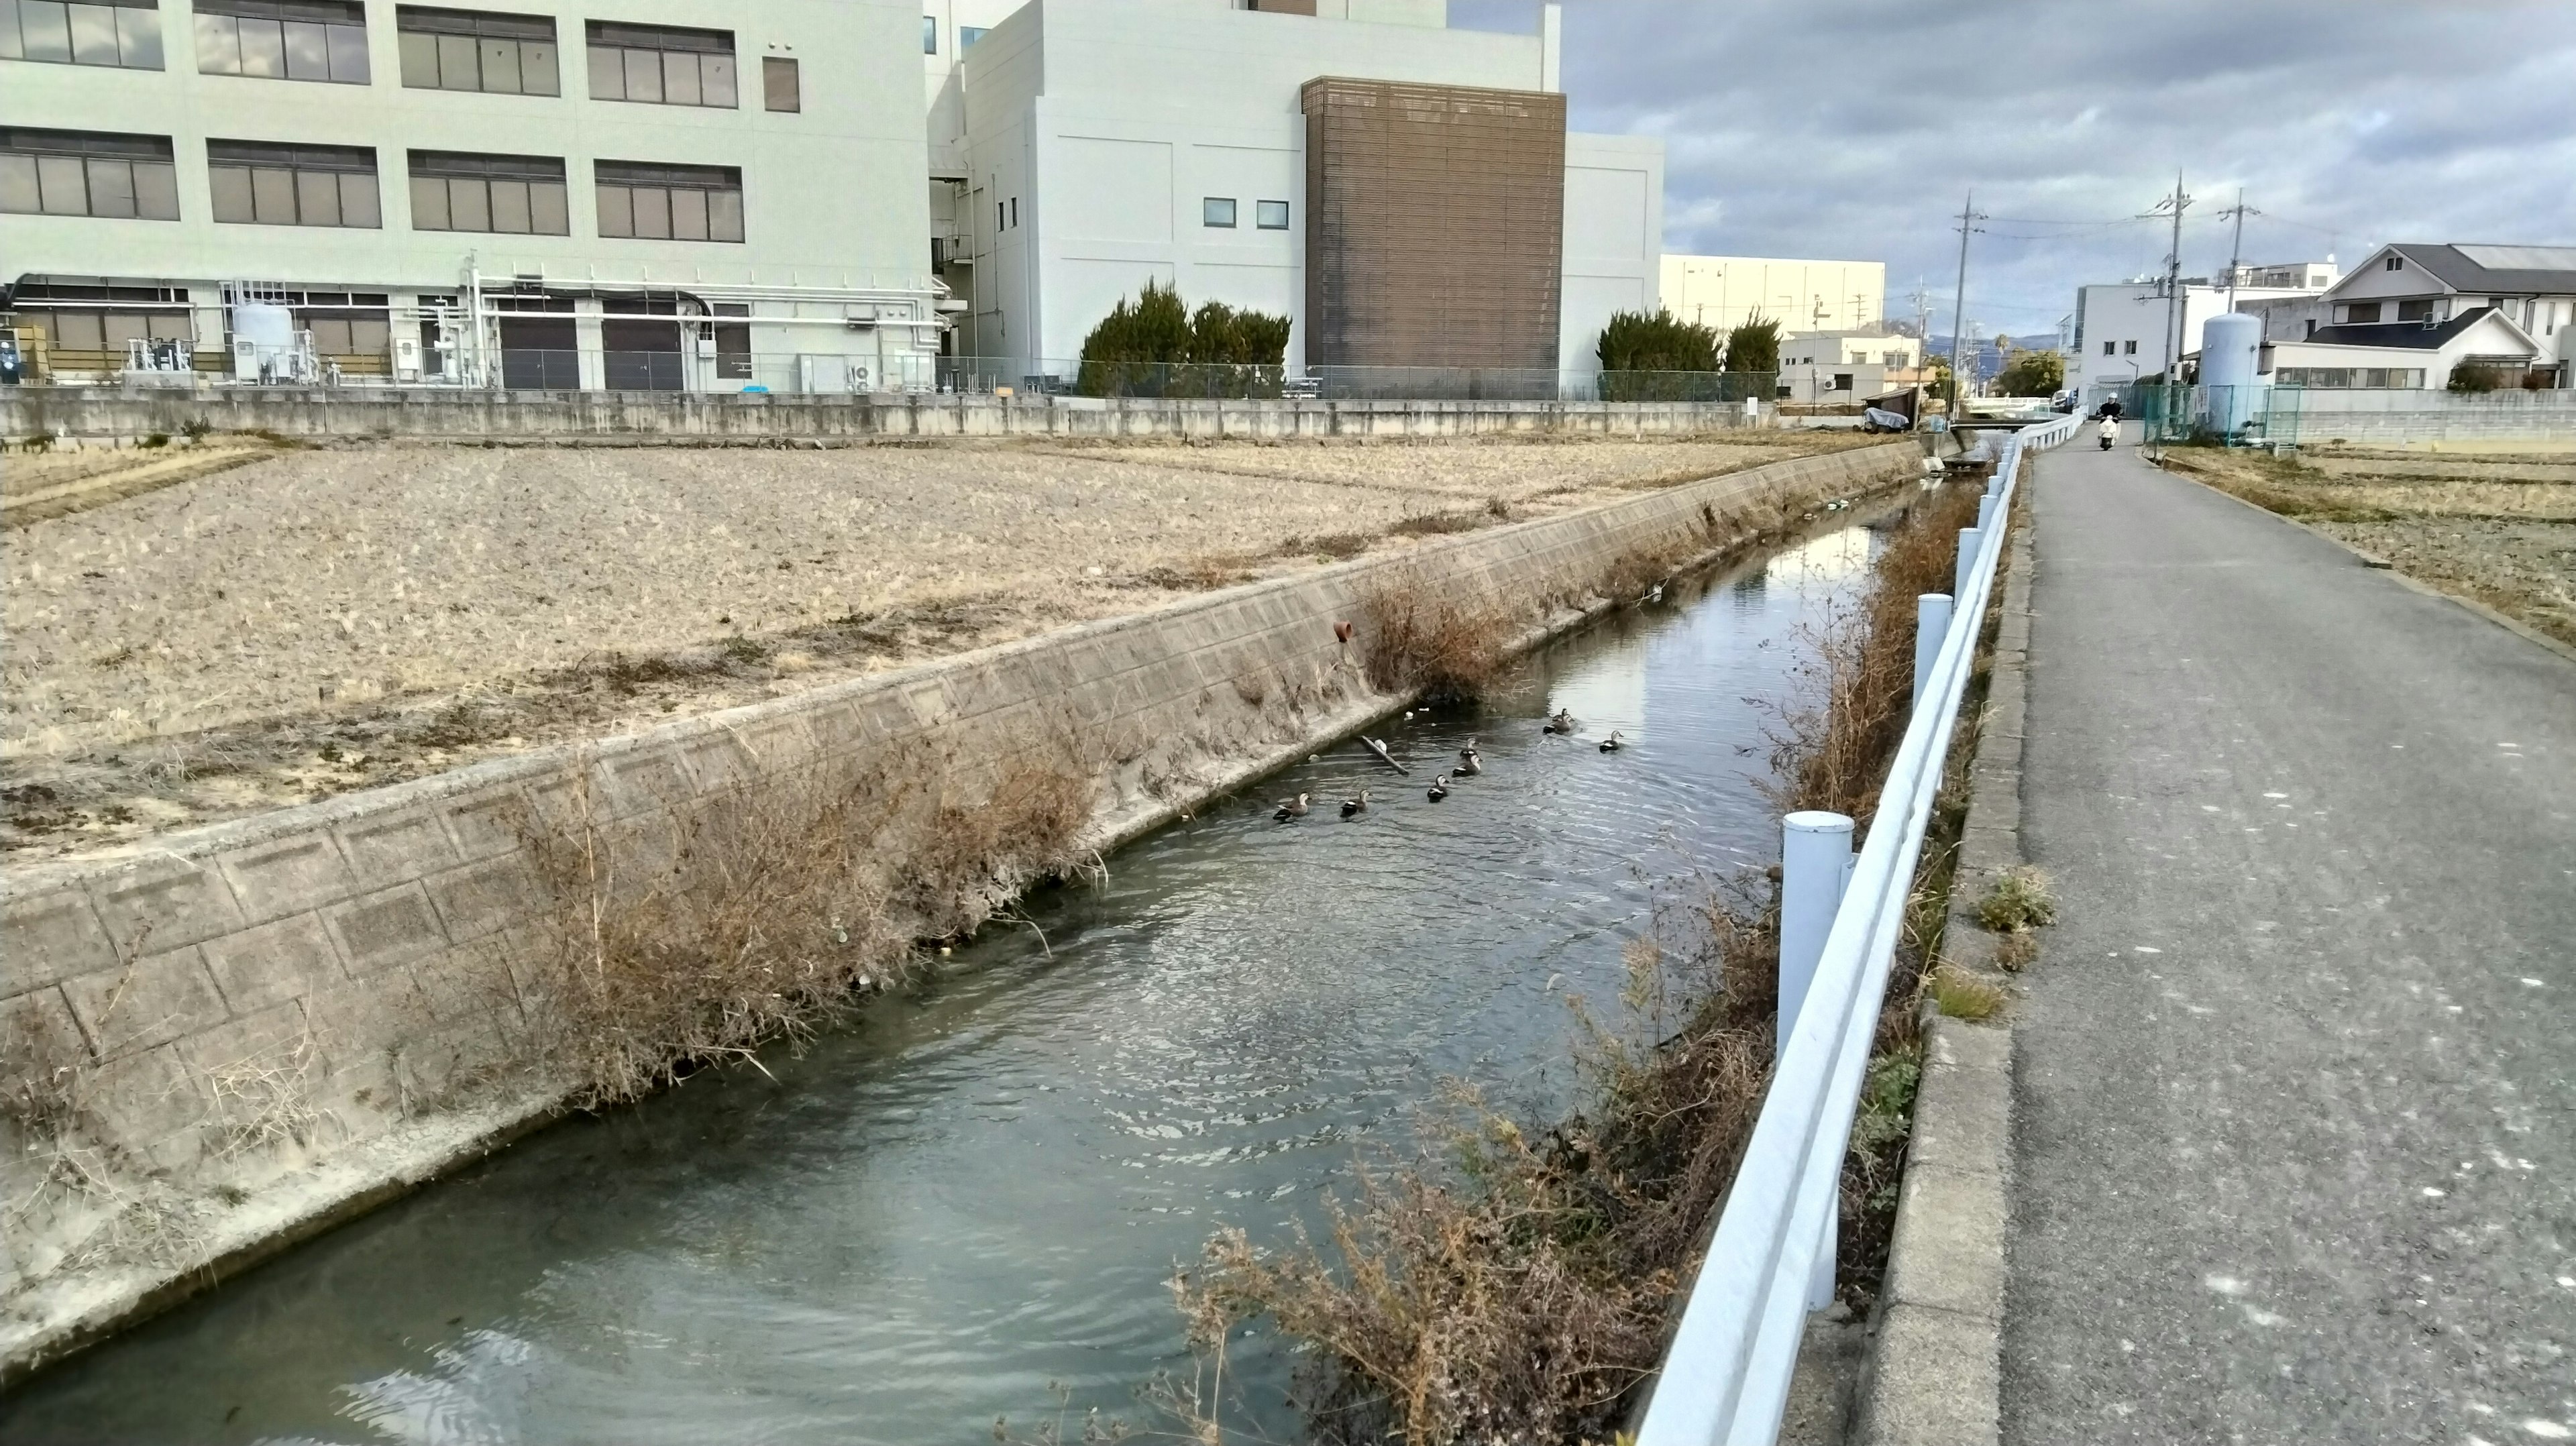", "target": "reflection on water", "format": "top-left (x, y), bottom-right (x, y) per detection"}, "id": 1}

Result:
top-left (0, 506), bottom-right (1917, 1446)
